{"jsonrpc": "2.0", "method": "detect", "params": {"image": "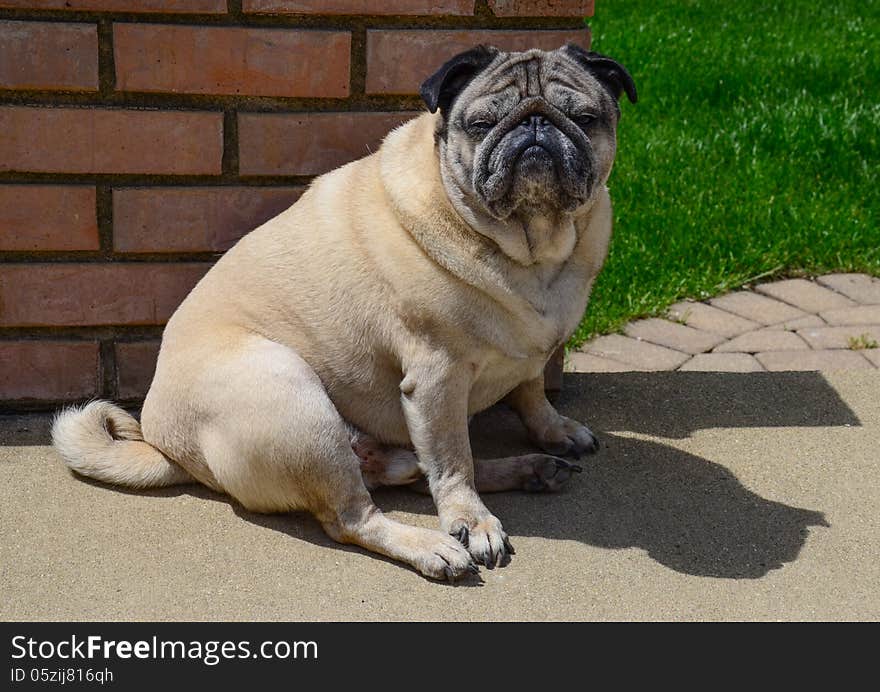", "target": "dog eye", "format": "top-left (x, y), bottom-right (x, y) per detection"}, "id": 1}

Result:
top-left (572, 112), bottom-right (598, 130)
top-left (465, 119), bottom-right (495, 135)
